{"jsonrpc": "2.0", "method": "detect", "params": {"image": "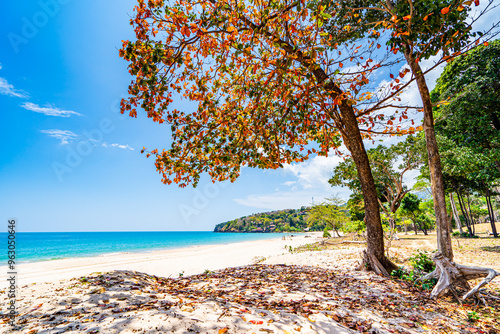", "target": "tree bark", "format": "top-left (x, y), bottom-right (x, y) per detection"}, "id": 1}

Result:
top-left (403, 50), bottom-right (453, 260)
top-left (456, 189), bottom-right (473, 236)
top-left (485, 188), bottom-right (498, 237)
top-left (336, 101), bottom-right (397, 276)
top-left (466, 195), bottom-right (476, 236)
top-left (450, 193), bottom-right (464, 234)
top-left (305, 61), bottom-right (396, 275)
